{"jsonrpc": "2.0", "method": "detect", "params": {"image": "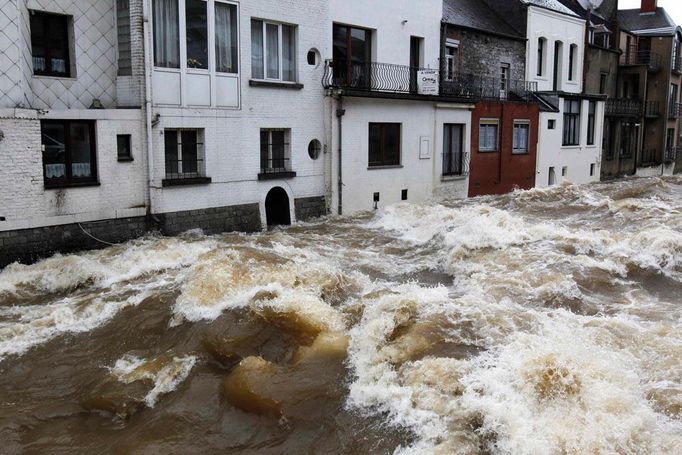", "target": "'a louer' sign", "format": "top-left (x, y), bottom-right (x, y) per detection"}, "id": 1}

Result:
top-left (417, 70), bottom-right (439, 95)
